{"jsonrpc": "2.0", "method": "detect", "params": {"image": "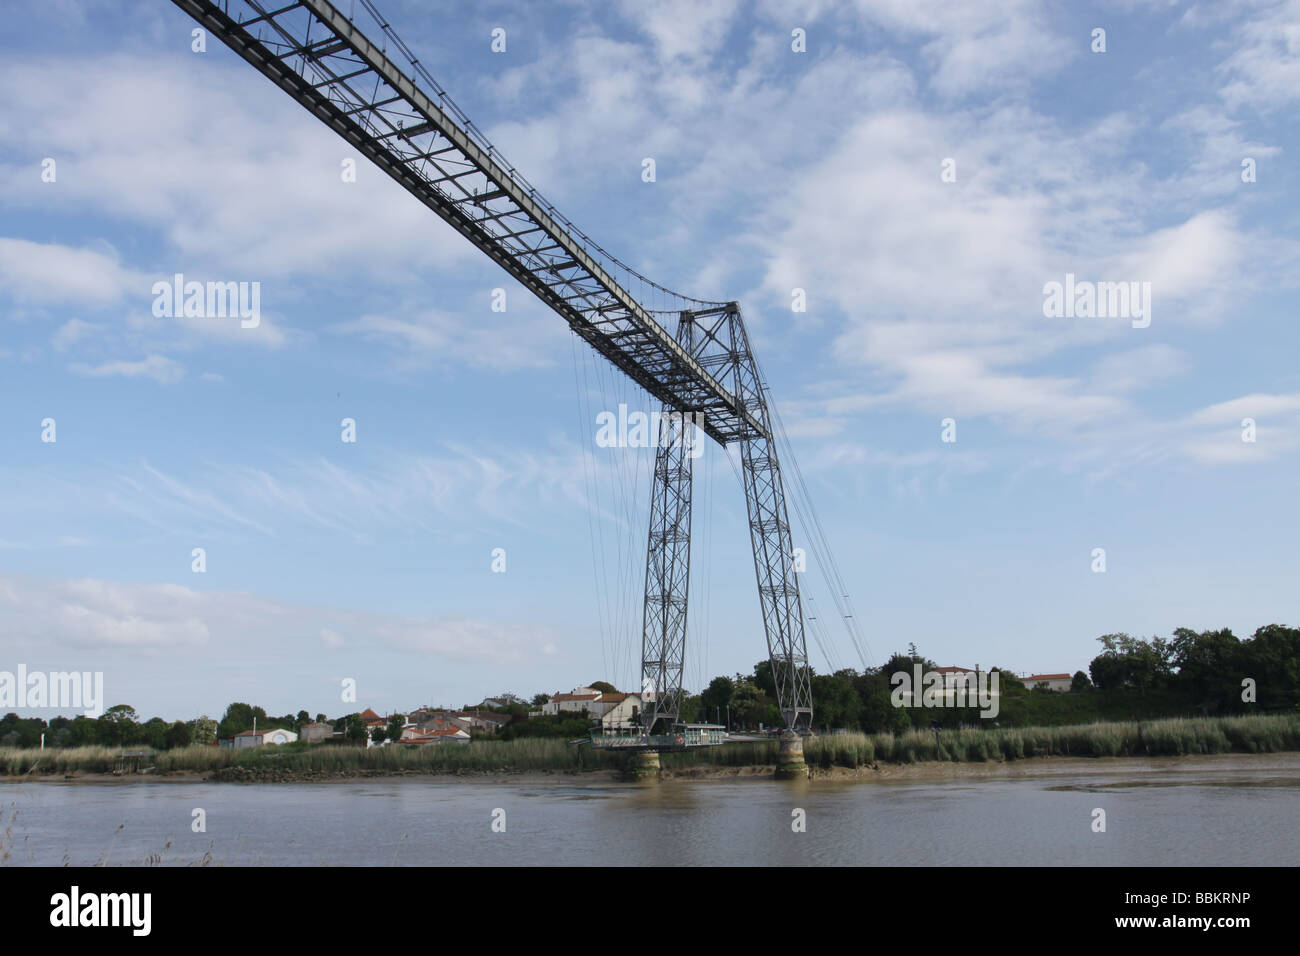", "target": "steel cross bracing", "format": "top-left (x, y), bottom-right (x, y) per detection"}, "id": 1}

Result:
top-left (639, 314), bottom-right (696, 735)
top-left (173, 0), bottom-right (763, 446)
top-left (640, 307), bottom-right (813, 734)
top-left (174, 0), bottom-right (813, 732)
